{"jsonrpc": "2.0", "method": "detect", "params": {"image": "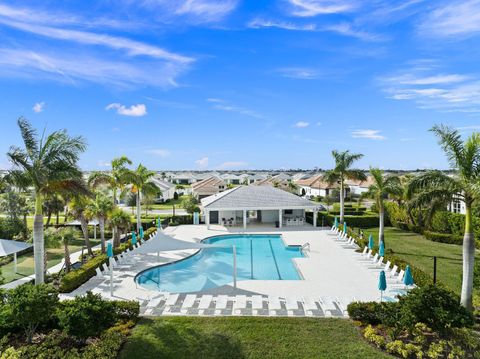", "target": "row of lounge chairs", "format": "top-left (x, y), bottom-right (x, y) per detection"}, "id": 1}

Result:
top-left (95, 232), bottom-right (156, 277)
top-left (140, 293), bottom-right (355, 317)
top-left (330, 226), bottom-right (414, 290)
